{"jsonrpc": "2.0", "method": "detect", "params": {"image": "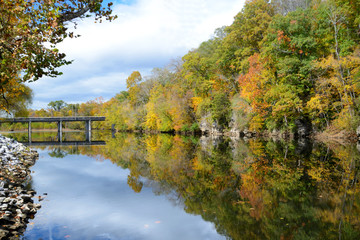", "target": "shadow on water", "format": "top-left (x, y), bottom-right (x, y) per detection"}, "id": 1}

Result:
top-left (2, 131), bottom-right (360, 239)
